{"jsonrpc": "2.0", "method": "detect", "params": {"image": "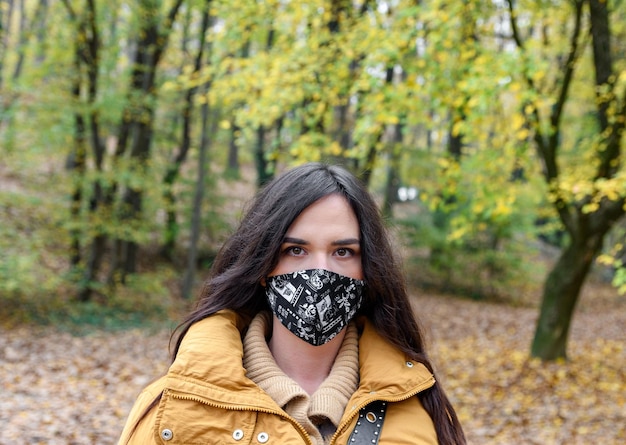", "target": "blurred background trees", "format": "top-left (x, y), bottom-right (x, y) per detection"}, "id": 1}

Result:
top-left (1, 0), bottom-right (624, 361)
